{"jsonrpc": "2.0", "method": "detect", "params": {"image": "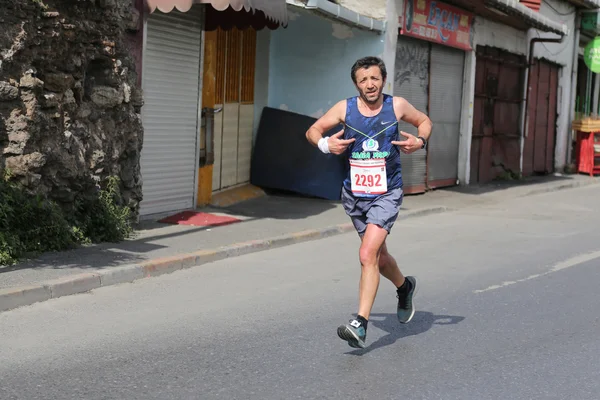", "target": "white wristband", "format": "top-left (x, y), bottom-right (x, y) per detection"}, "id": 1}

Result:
top-left (318, 136), bottom-right (330, 154)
